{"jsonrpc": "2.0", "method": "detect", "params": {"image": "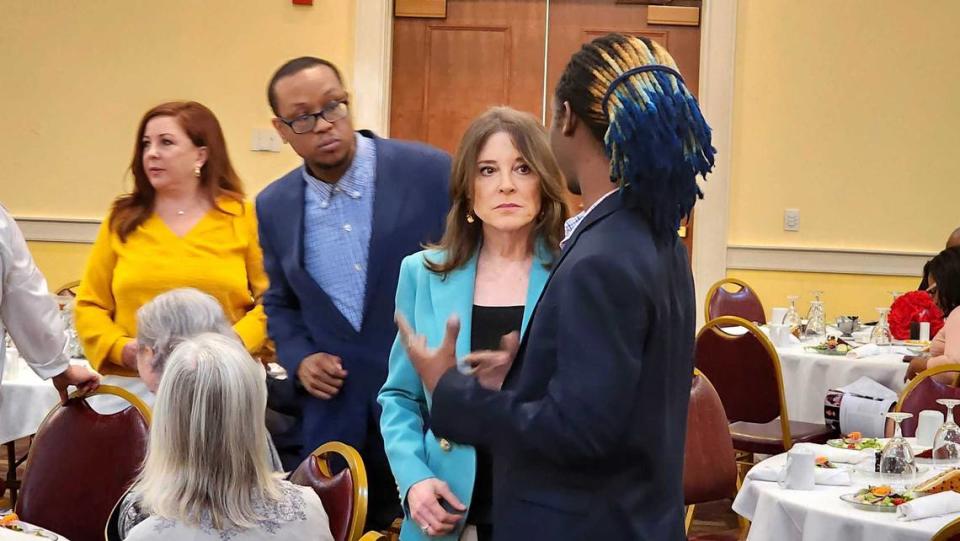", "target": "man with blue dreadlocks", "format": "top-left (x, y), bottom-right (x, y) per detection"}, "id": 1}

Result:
top-left (399, 33), bottom-right (714, 540)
